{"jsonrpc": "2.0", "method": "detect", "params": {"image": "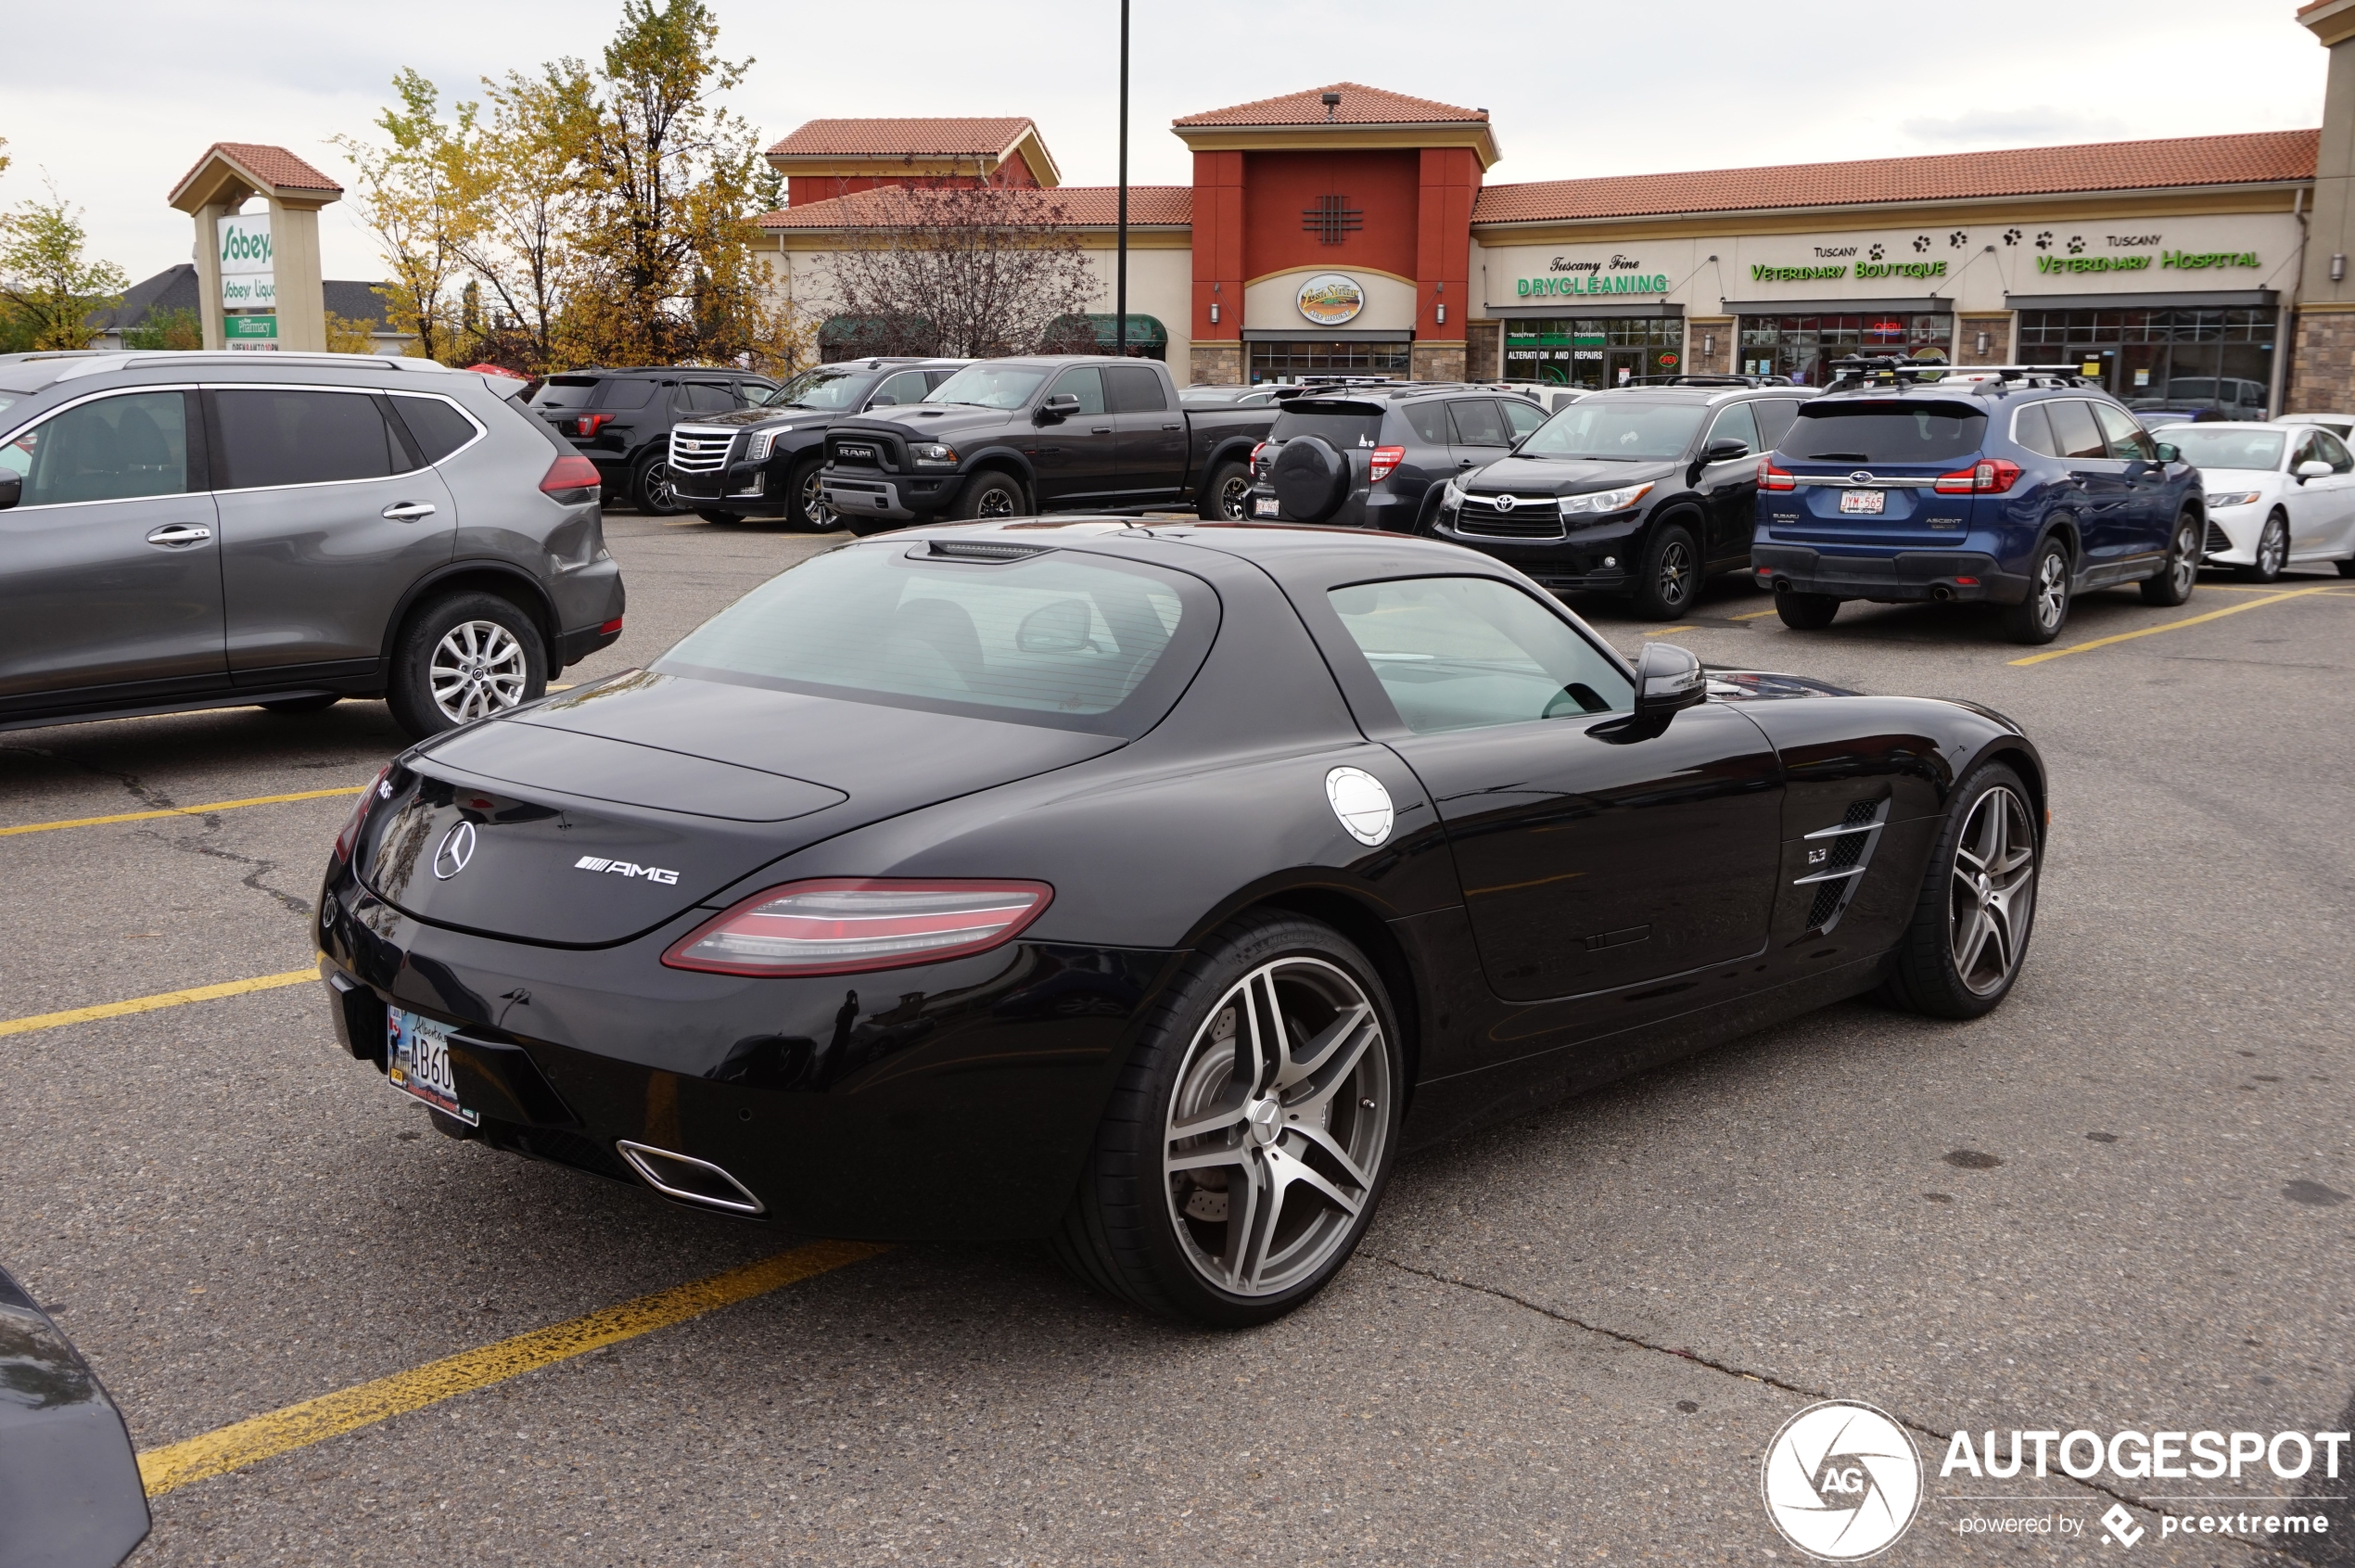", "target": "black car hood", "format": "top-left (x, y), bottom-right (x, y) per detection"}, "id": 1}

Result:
top-left (360, 671), bottom-right (1123, 946)
top-left (836, 404), bottom-right (1026, 441)
top-left (691, 405), bottom-right (843, 429)
top-left (1468, 455), bottom-right (1681, 493)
